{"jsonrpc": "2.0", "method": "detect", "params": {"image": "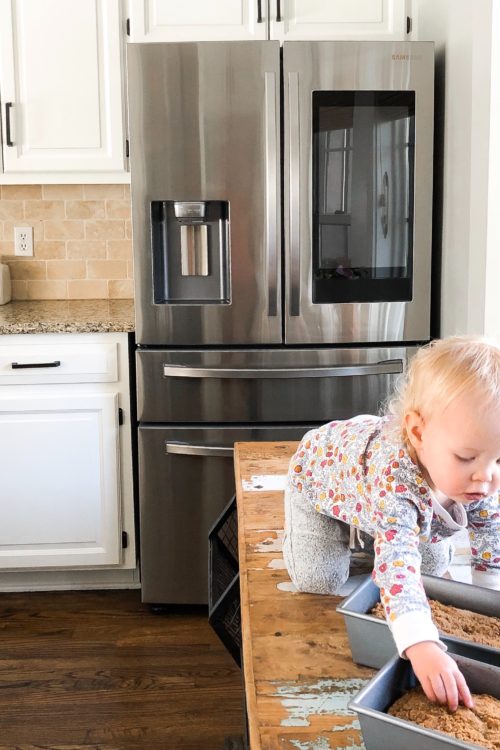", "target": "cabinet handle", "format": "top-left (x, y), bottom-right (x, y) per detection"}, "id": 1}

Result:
top-left (257, 0), bottom-right (263, 23)
top-left (165, 442), bottom-right (234, 457)
top-left (5, 103), bottom-right (14, 146)
top-left (11, 360), bottom-right (61, 369)
top-left (276, 0), bottom-right (282, 22)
